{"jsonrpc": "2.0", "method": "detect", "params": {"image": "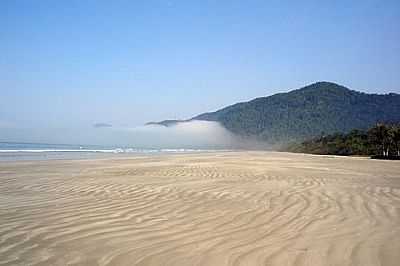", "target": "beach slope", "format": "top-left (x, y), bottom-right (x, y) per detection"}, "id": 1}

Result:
top-left (1, 152), bottom-right (399, 266)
